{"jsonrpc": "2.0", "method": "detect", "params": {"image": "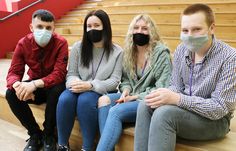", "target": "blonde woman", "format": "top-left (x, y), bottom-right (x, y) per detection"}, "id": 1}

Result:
top-left (96, 14), bottom-right (172, 151)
